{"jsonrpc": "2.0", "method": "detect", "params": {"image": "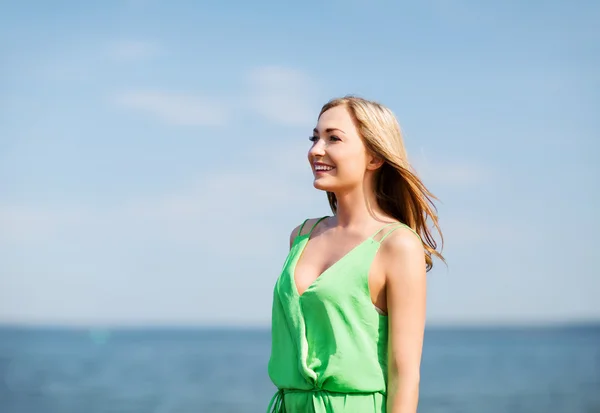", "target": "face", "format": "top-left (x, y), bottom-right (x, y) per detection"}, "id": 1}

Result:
top-left (308, 105), bottom-right (380, 192)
